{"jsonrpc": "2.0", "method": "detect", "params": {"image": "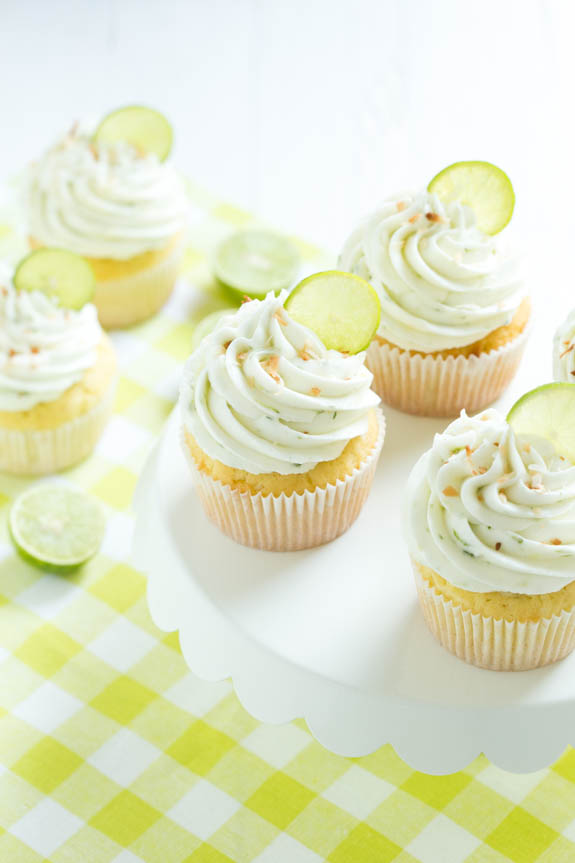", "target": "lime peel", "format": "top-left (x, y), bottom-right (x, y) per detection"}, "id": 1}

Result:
top-left (284, 270), bottom-right (381, 354)
top-left (14, 248), bottom-right (95, 310)
top-left (428, 160), bottom-right (515, 235)
top-left (507, 383), bottom-right (575, 463)
top-left (94, 105), bottom-right (173, 161)
top-left (9, 486), bottom-right (106, 572)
